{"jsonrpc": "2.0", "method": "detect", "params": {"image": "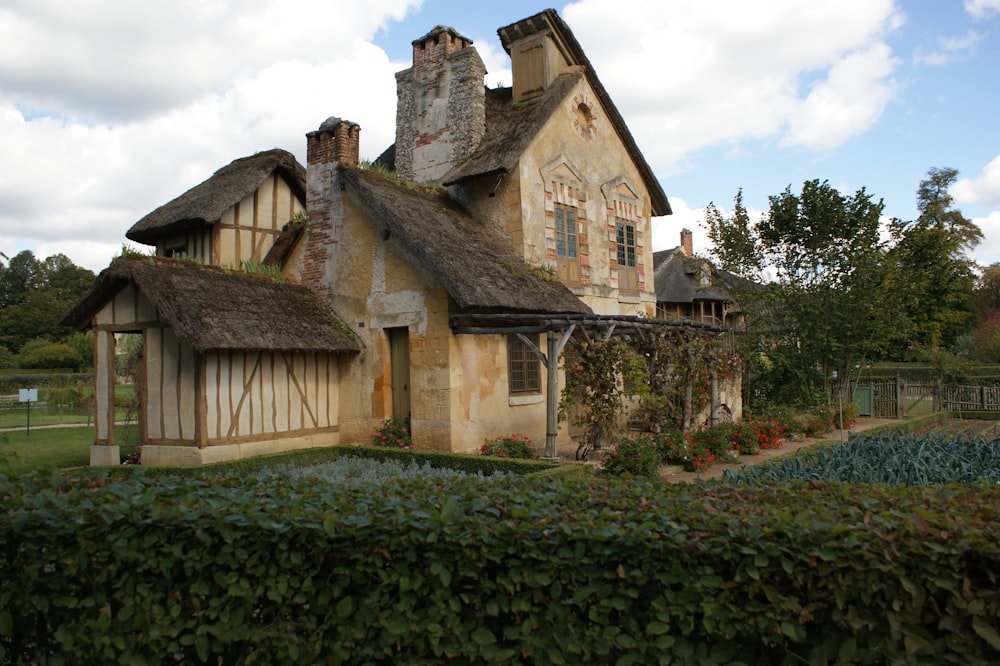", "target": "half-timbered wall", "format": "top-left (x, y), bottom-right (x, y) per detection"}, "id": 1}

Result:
top-left (143, 325), bottom-right (196, 443)
top-left (88, 283), bottom-right (154, 446)
top-left (212, 174), bottom-right (303, 266)
top-left (203, 351), bottom-right (339, 442)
